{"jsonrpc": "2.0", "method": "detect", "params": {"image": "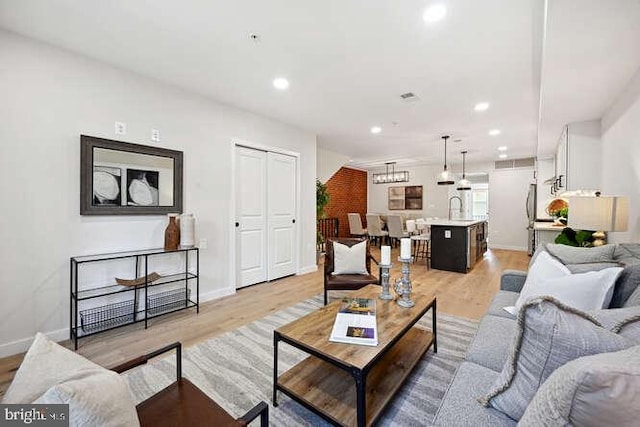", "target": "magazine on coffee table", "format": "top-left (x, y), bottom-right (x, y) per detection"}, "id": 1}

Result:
top-left (329, 297), bottom-right (378, 346)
